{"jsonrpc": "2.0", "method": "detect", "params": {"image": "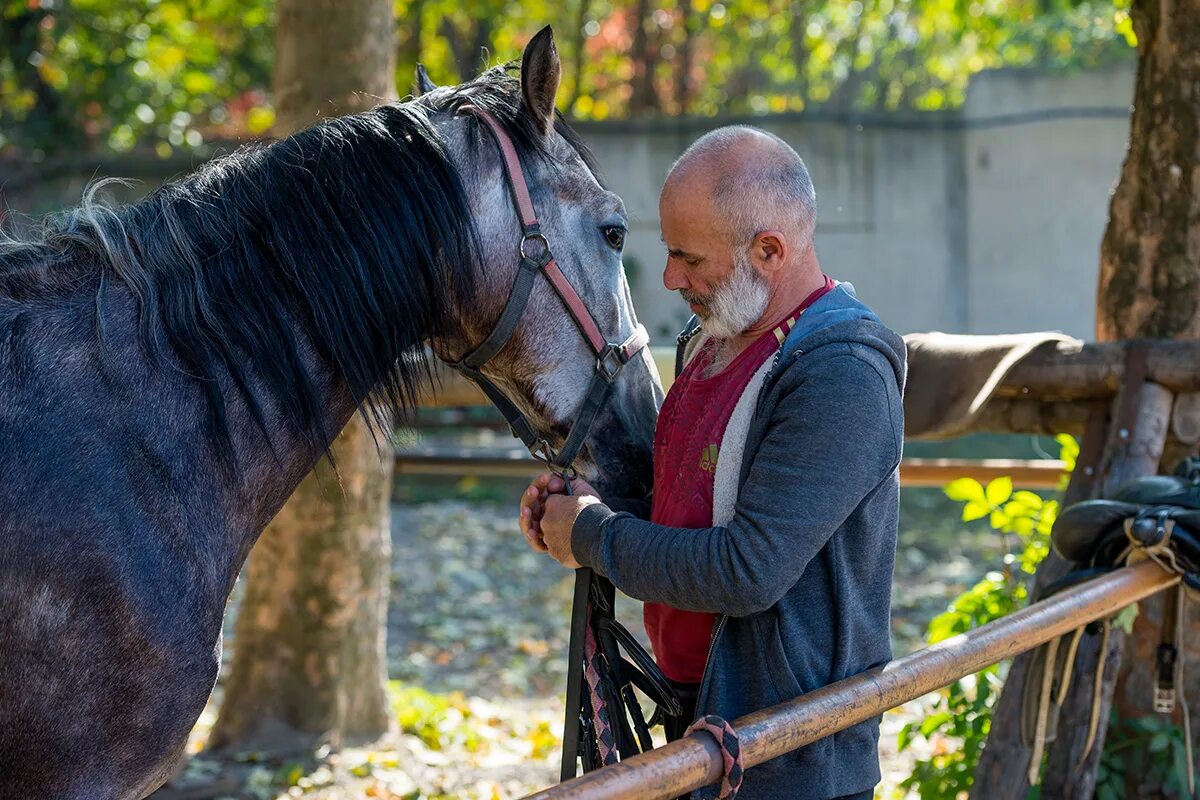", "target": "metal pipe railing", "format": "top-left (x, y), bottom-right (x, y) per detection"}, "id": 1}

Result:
top-left (524, 560), bottom-right (1178, 800)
